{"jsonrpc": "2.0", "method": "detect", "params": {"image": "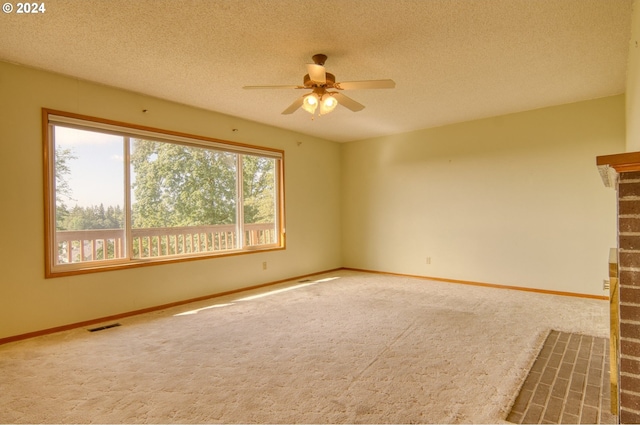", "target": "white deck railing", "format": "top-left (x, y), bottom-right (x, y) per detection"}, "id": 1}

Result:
top-left (56, 223), bottom-right (275, 264)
